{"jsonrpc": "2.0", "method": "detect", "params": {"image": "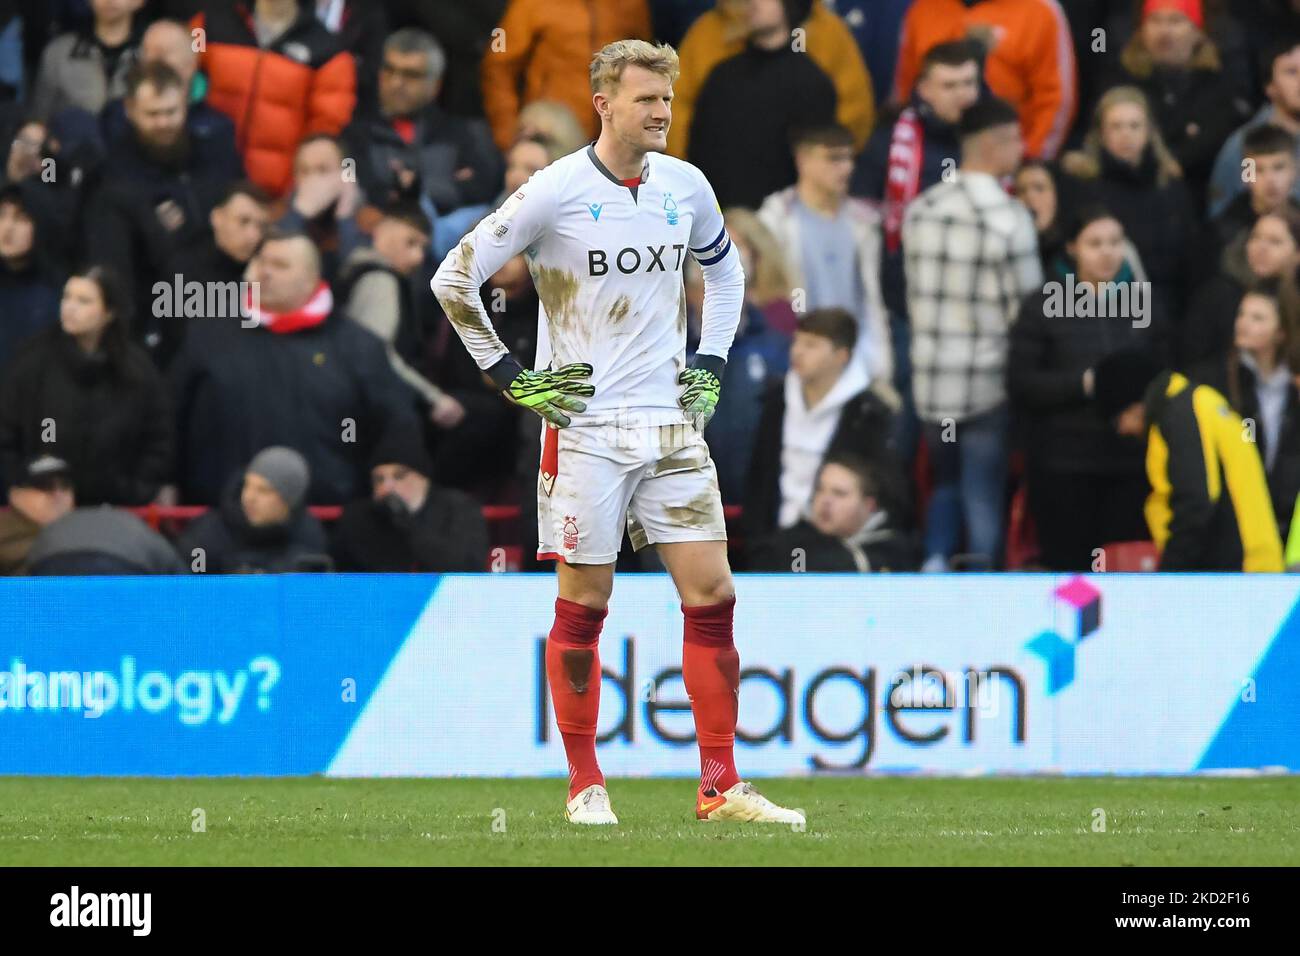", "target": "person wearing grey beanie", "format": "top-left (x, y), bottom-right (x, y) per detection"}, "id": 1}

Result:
top-left (176, 447), bottom-right (332, 573)
top-left (247, 446), bottom-right (311, 512)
